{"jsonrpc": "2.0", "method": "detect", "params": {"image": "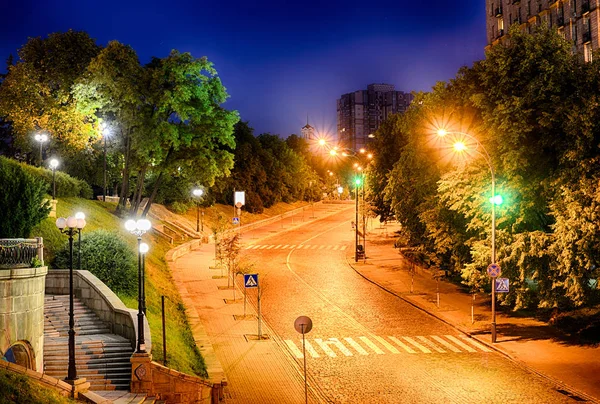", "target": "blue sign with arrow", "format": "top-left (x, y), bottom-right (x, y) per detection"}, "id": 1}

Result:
top-left (244, 274), bottom-right (258, 288)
